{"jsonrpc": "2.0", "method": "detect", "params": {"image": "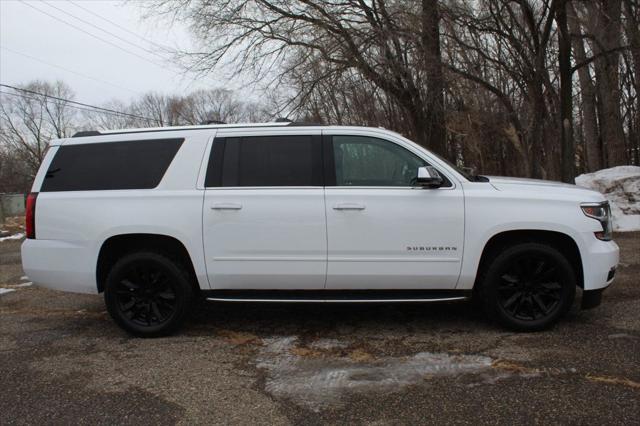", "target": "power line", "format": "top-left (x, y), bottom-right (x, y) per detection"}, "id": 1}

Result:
top-left (42, 0), bottom-right (171, 64)
top-left (0, 83), bottom-right (157, 123)
top-left (18, 0), bottom-right (168, 71)
top-left (68, 0), bottom-right (173, 53)
top-left (0, 90), bottom-right (147, 120)
top-left (0, 45), bottom-right (141, 96)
